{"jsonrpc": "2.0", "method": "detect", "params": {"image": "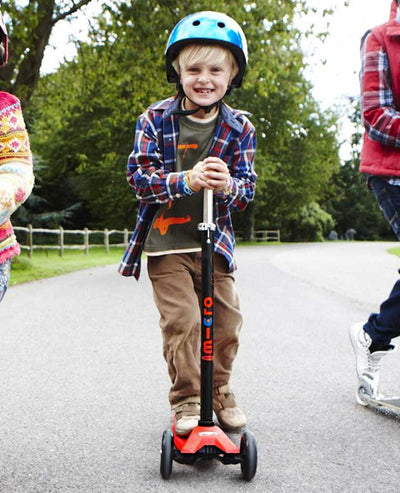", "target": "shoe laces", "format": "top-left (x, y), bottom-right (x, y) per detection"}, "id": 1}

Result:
top-left (367, 351), bottom-right (384, 373)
